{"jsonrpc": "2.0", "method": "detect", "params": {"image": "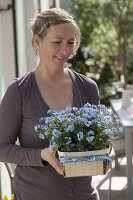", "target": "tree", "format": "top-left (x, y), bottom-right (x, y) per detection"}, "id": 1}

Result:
top-left (103, 0), bottom-right (133, 85)
top-left (68, 0), bottom-right (133, 86)
top-left (68, 0), bottom-right (118, 74)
